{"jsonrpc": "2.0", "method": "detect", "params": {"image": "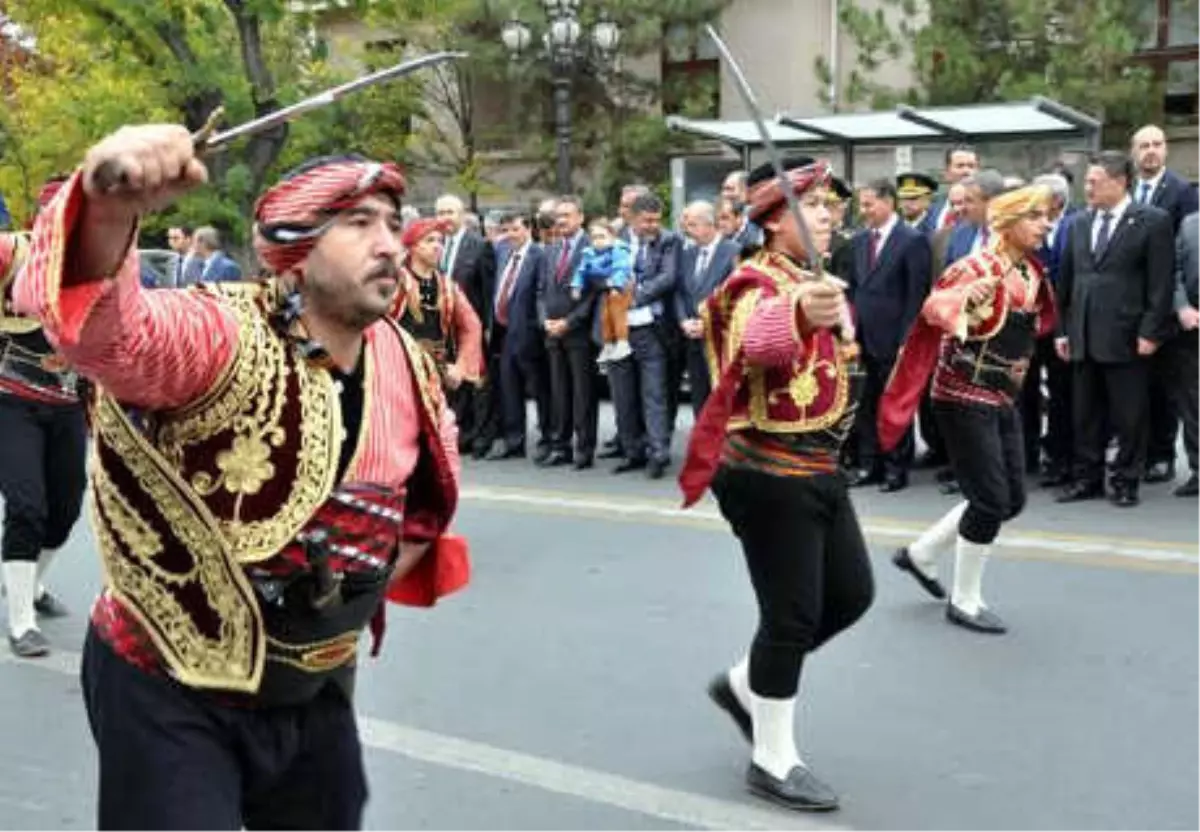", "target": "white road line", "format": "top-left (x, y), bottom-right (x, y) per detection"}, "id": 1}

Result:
top-left (461, 487), bottom-right (1200, 567)
top-left (0, 650), bottom-right (845, 831)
